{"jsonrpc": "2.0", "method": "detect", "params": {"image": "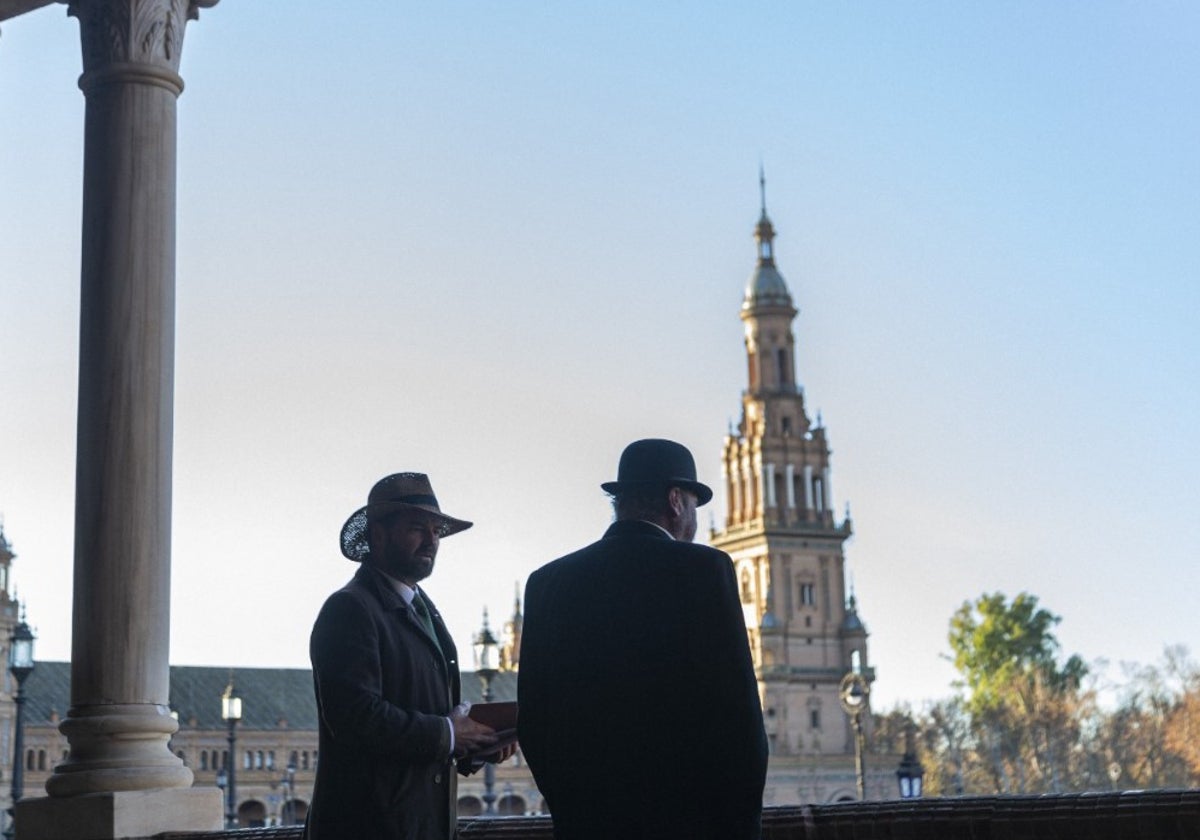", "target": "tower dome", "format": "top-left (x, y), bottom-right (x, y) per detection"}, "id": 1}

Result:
top-left (742, 170), bottom-right (795, 312)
